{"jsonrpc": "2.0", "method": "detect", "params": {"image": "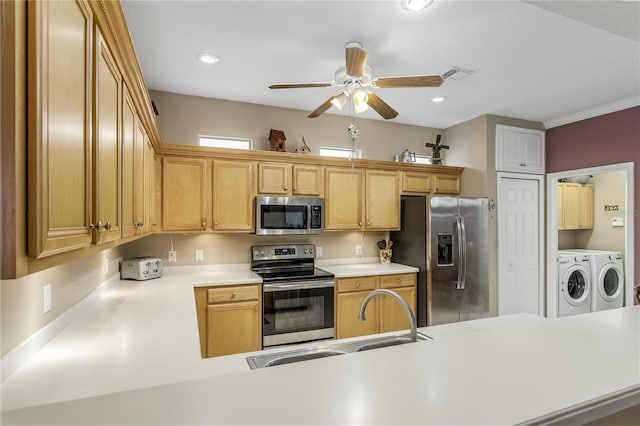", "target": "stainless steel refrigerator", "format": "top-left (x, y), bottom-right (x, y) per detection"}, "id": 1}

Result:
top-left (391, 196), bottom-right (489, 326)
